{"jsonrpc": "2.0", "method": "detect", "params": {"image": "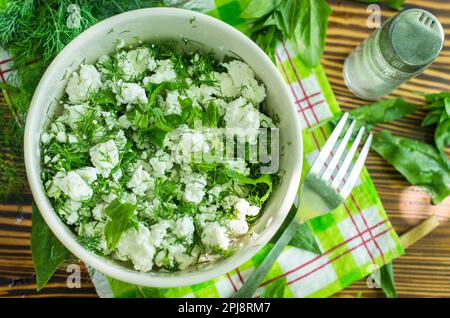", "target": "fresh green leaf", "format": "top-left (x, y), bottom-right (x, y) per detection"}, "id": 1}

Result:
top-left (295, 0), bottom-right (332, 68)
top-left (104, 199), bottom-right (137, 250)
top-left (289, 223), bottom-right (321, 254)
top-left (421, 108), bottom-right (442, 127)
top-left (372, 130), bottom-right (450, 204)
top-left (445, 98), bottom-right (450, 117)
top-left (146, 128), bottom-right (168, 148)
top-left (374, 262), bottom-right (397, 298)
top-left (435, 119), bottom-right (450, 153)
top-left (31, 203), bottom-right (71, 291)
top-left (204, 100), bottom-right (220, 128)
top-left (241, 0), bottom-right (282, 19)
top-left (261, 277), bottom-right (288, 298)
top-left (424, 91), bottom-right (450, 103)
top-left (107, 276), bottom-right (166, 298)
top-left (345, 98), bottom-right (417, 130)
top-left (224, 168), bottom-right (273, 202)
top-left (132, 110), bottom-right (150, 130)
